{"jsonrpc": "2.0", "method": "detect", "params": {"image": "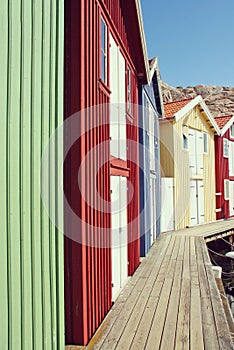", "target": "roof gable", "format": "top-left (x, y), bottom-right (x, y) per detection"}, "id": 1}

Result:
top-left (214, 115), bottom-right (234, 136)
top-left (162, 96), bottom-right (220, 135)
